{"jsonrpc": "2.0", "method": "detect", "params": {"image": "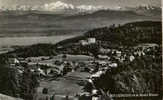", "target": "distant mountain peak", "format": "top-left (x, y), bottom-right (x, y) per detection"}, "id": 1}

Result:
top-left (125, 5), bottom-right (161, 11)
top-left (43, 1), bottom-right (75, 11)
